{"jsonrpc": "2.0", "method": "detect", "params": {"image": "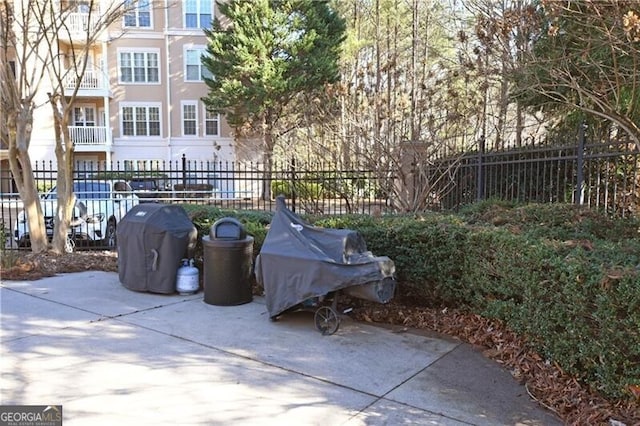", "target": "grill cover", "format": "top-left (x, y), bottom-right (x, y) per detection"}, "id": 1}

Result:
top-left (118, 203), bottom-right (197, 294)
top-left (255, 196), bottom-right (396, 317)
